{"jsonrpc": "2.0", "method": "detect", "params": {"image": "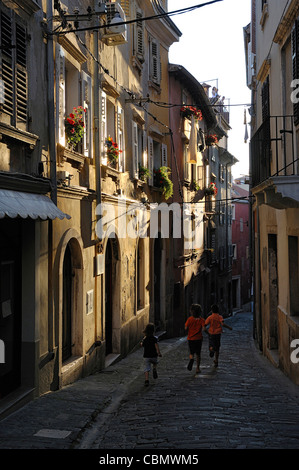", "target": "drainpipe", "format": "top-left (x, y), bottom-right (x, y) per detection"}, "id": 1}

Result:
top-left (46, 1), bottom-right (57, 205)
